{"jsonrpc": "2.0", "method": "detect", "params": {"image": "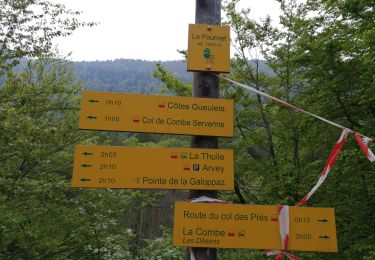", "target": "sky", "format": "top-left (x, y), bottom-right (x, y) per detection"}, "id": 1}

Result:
top-left (51, 0), bottom-right (281, 61)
